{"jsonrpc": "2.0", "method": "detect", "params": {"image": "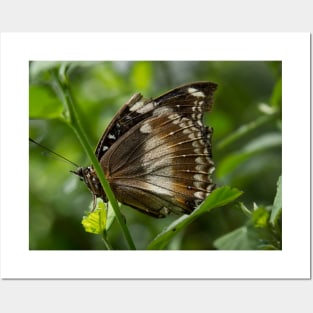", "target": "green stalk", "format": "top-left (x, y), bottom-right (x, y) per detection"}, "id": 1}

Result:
top-left (216, 112), bottom-right (278, 151)
top-left (102, 231), bottom-right (113, 250)
top-left (53, 66), bottom-right (136, 250)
